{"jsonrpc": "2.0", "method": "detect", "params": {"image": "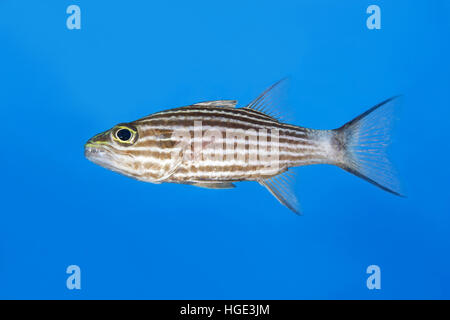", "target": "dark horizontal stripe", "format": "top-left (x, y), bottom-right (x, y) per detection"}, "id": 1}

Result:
top-left (140, 105), bottom-right (280, 123)
top-left (134, 132), bottom-right (317, 150)
top-left (135, 107), bottom-right (308, 136)
top-left (136, 118), bottom-right (311, 143)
